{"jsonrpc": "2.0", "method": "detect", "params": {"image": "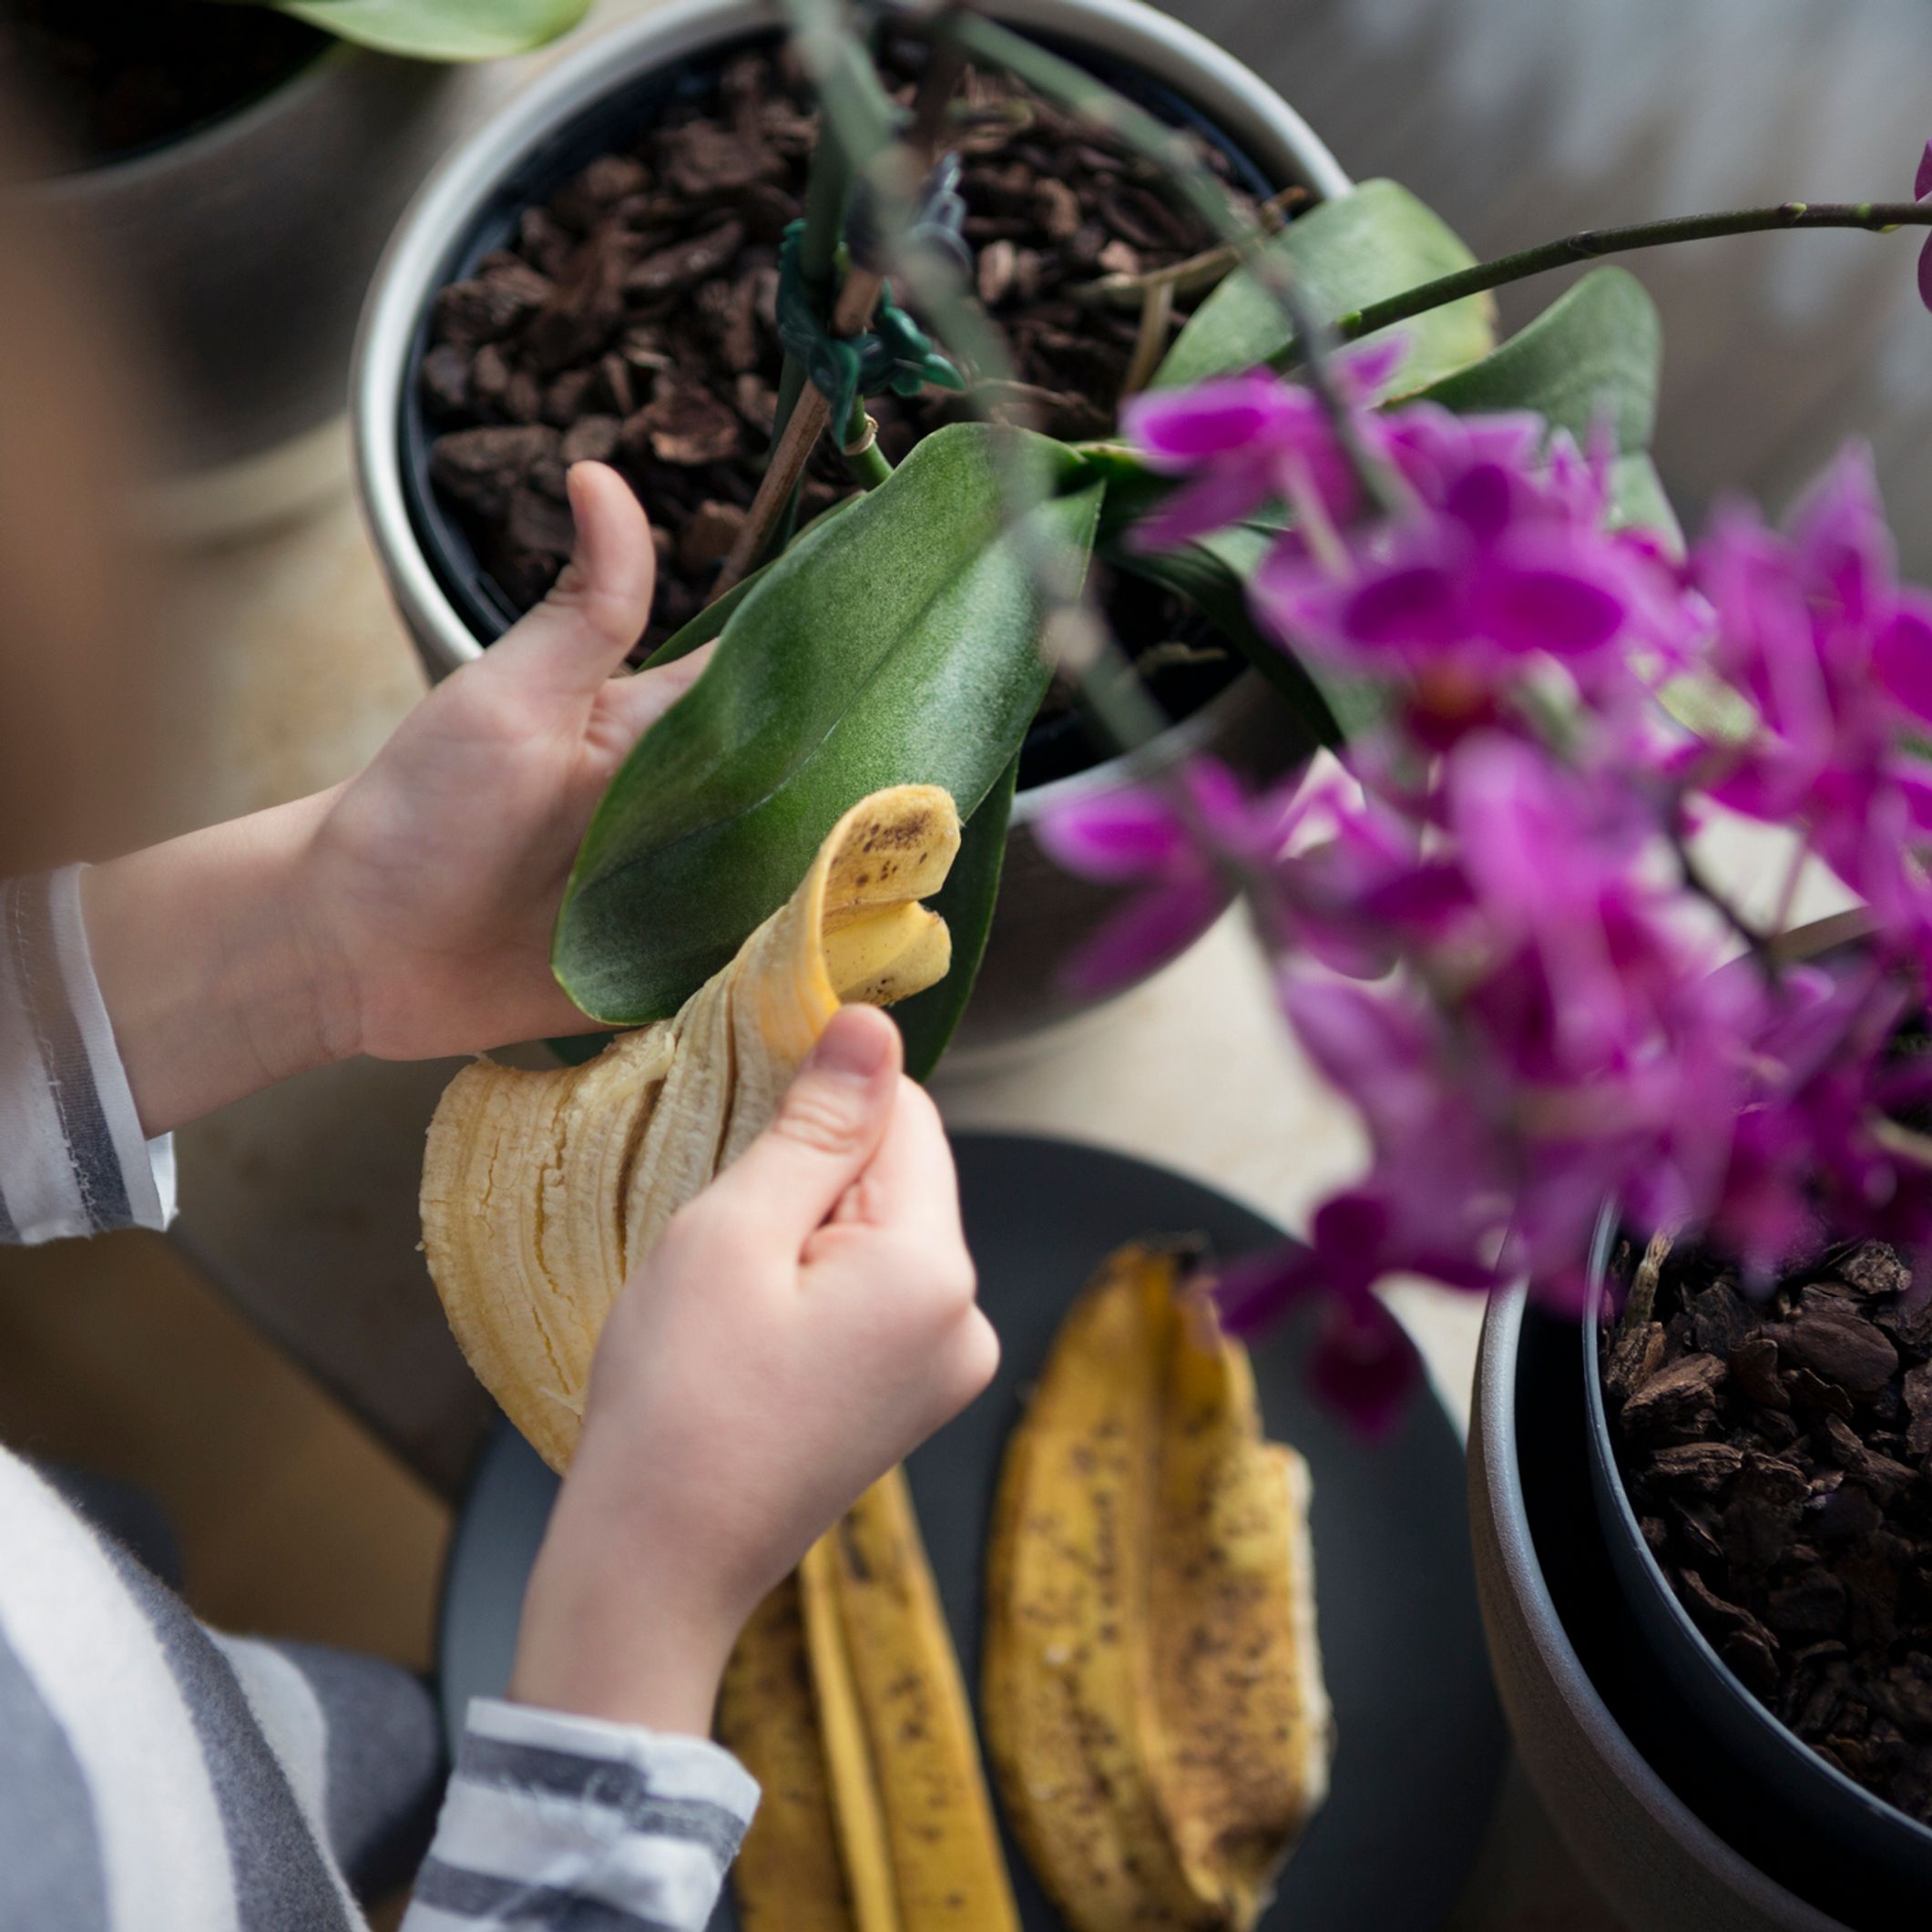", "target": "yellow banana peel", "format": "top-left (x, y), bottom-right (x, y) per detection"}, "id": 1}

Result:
top-left (724, 1470), bottom-right (1020, 1932)
top-left (419, 783), bottom-right (961, 1473)
top-left (983, 1242), bottom-right (1332, 1932)
top-left (716, 1578), bottom-right (856, 1932)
